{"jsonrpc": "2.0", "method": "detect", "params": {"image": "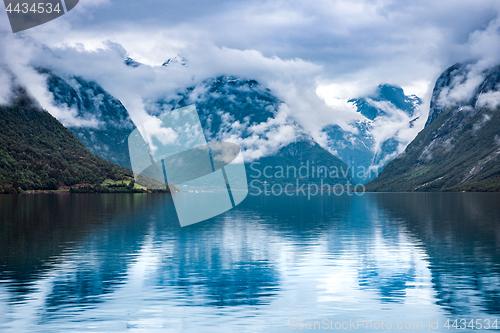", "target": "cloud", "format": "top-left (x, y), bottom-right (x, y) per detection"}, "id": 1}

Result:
top-left (433, 18), bottom-right (500, 111)
top-left (368, 103), bottom-right (417, 162)
top-left (5, 36), bottom-right (327, 159)
top-left (436, 63), bottom-right (489, 109)
top-left (0, 35), bottom-right (103, 127)
top-left (473, 114), bottom-right (491, 133)
top-left (476, 91), bottom-right (500, 110)
top-left (0, 66), bottom-right (12, 105)
top-left (141, 117), bottom-right (179, 155)
top-left (201, 101), bottom-right (300, 161)
top-left (2, 0), bottom-right (500, 162)
top-left (28, 0), bottom-right (500, 98)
